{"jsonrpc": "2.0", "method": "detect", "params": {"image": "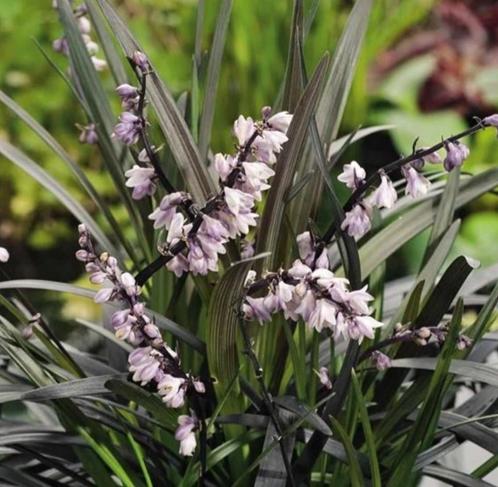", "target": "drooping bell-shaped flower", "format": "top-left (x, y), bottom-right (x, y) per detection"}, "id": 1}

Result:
top-left (341, 204), bottom-right (372, 238)
top-left (175, 415), bottom-right (198, 456)
top-left (337, 161), bottom-right (366, 190)
top-left (368, 173), bottom-right (397, 209)
top-left (443, 141), bottom-right (469, 172)
top-left (402, 165), bottom-right (430, 199)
